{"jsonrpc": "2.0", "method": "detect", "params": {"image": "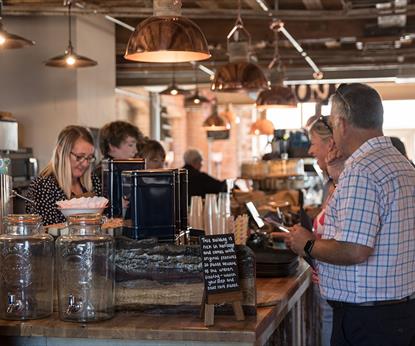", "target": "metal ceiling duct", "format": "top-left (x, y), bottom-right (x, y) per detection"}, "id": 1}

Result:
top-left (211, 3), bottom-right (267, 93)
top-left (124, 0), bottom-right (210, 63)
